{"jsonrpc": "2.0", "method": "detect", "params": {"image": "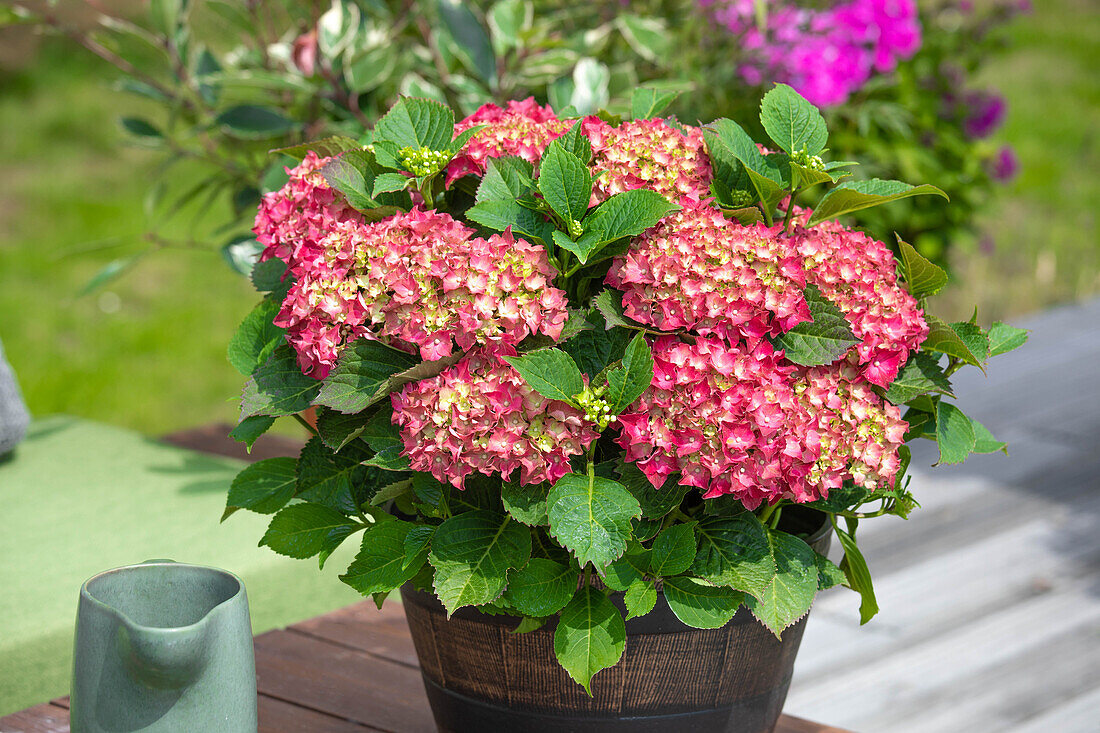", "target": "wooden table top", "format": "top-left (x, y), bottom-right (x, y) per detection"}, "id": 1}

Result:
top-left (0, 600), bottom-right (846, 732)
